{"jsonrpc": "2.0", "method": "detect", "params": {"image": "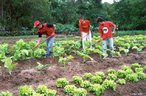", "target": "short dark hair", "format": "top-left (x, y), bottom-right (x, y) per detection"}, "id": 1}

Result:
top-left (97, 17), bottom-right (105, 23)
